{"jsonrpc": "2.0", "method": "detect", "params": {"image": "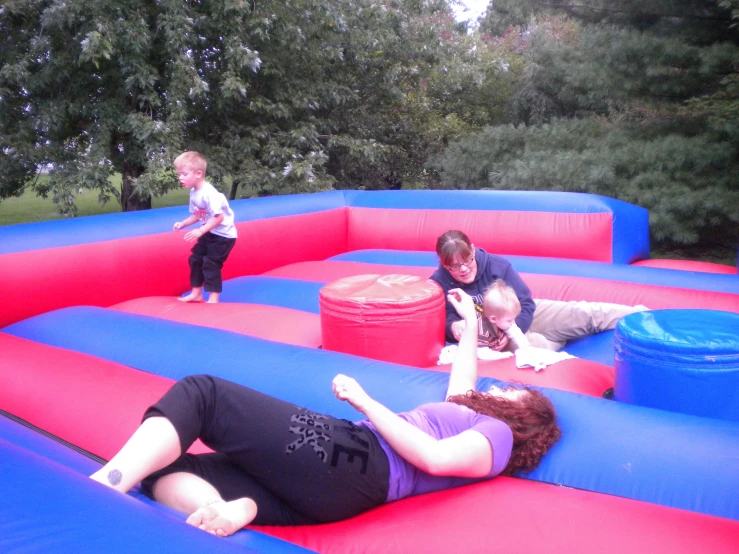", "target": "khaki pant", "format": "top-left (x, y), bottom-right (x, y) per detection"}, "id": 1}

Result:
top-left (525, 299), bottom-right (649, 351)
